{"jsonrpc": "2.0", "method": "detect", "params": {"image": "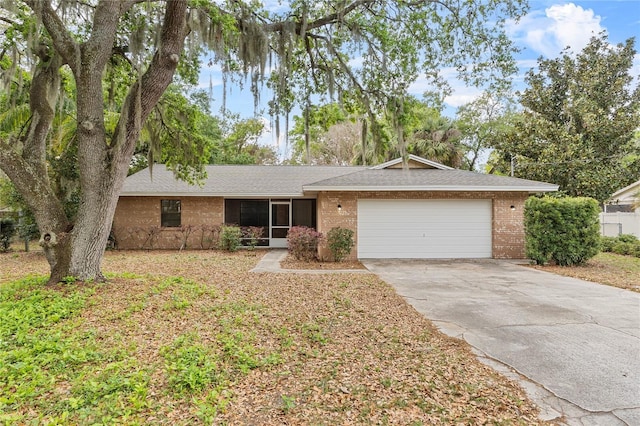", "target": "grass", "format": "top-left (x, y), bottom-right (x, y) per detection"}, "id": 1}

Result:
top-left (531, 252), bottom-right (640, 292)
top-left (0, 250), bottom-right (546, 424)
